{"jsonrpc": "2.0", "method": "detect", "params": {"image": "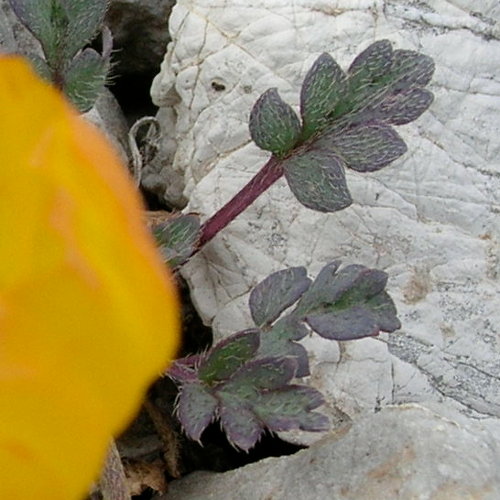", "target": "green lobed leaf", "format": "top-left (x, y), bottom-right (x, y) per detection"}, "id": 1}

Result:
top-left (293, 261), bottom-right (341, 316)
top-left (296, 264), bottom-right (401, 340)
top-left (283, 148), bottom-right (352, 212)
top-left (197, 330), bottom-right (260, 386)
top-left (316, 122), bottom-right (407, 172)
top-left (254, 386), bottom-right (329, 432)
top-left (249, 88), bottom-right (301, 157)
top-left (222, 357), bottom-right (297, 394)
top-left (249, 266), bottom-right (311, 327)
top-left (300, 53), bottom-right (347, 140)
top-left (153, 213), bottom-right (201, 269)
top-left (62, 47), bottom-right (109, 111)
top-left (176, 382), bottom-right (218, 442)
top-left (258, 316), bottom-right (310, 377)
